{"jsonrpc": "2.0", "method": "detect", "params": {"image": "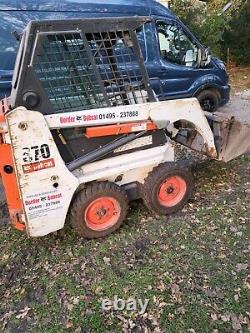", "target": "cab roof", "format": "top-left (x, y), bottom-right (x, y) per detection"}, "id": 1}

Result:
top-left (0, 0), bottom-right (175, 19)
